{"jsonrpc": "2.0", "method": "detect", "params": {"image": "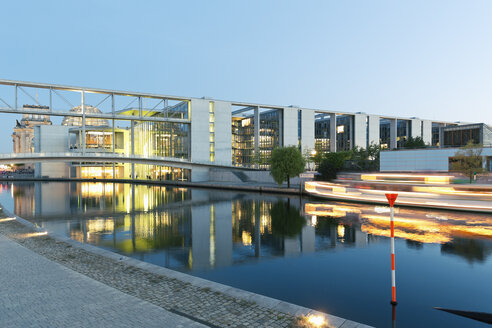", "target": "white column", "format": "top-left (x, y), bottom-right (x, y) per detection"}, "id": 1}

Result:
top-left (283, 107), bottom-right (298, 147)
top-left (81, 91), bottom-right (86, 155)
top-left (214, 101), bottom-right (232, 165)
top-left (368, 115), bottom-right (380, 146)
top-left (353, 114), bottom-right (368, 149)
top-left (410, 119), bottom-right (421, 139)
top-left (131, 120), bottom-right (135, 179)
top-left (253, 106), bottom-right (260, 159)
top-left (390, 119), bottom-right (397, 149)
top-left (330, 113), bottom-right (337, 152)
top-left (422, 120), bottom-right (432, 145)
top-left (190, 98), bottom-right (211, 181)
top-left (300, 109), bottom-right (315, 153)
